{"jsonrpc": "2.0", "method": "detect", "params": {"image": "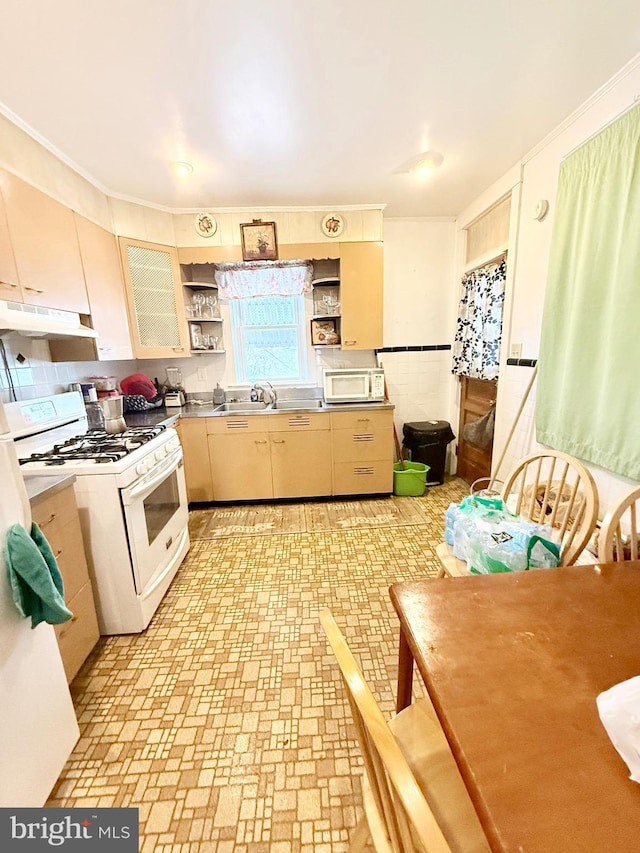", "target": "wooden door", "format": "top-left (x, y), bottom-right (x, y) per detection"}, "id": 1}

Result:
top-left (456, 377), bottom-right (497, 486)
top-left (339, 241), bottom-right (383, 350)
